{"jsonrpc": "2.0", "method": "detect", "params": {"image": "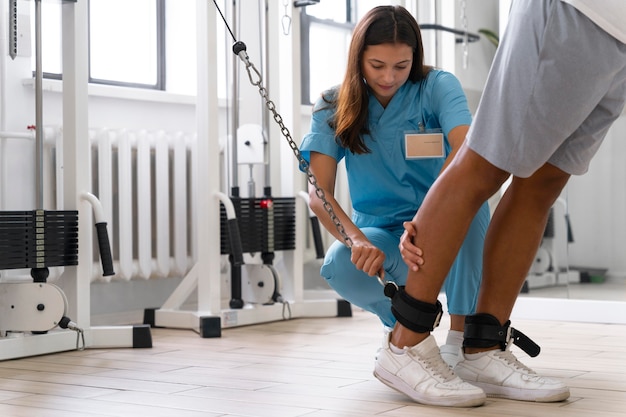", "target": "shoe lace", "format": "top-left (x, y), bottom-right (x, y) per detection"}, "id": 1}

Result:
top-left (422, 351), bottom-right (458, 382)
top-left (495, 349), bottom-right (536, 375)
